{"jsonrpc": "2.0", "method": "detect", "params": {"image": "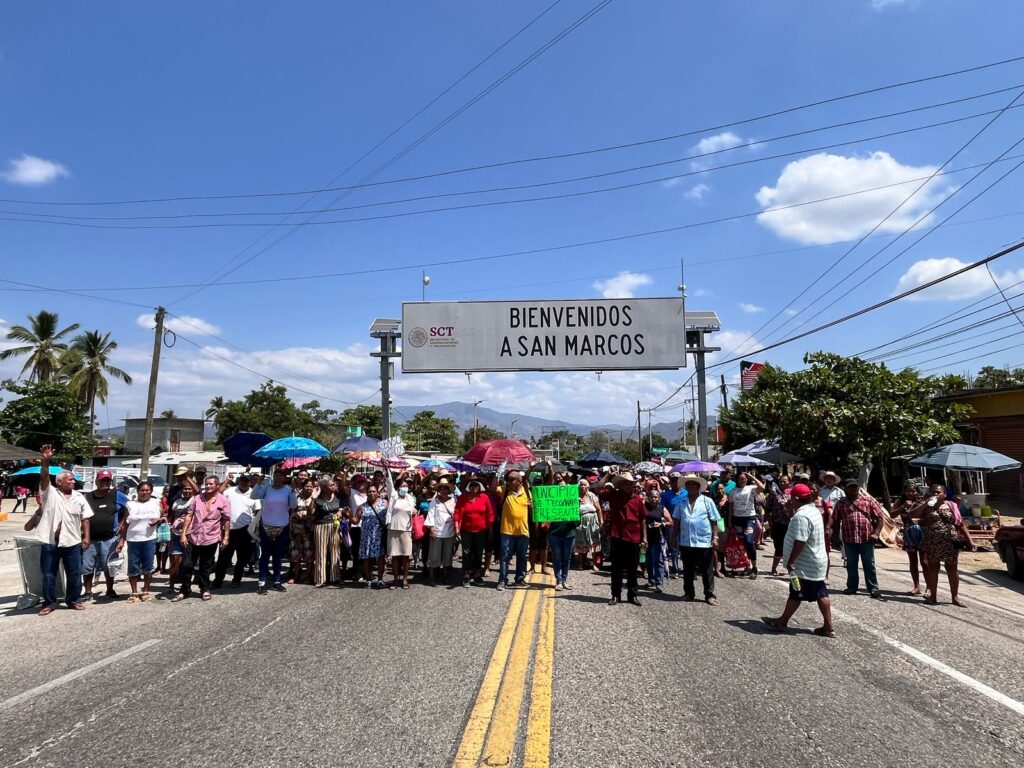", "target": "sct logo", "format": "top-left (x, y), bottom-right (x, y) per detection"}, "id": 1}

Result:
top-left (408, 327), bottom-right (428, 347)
top-left (430, 326), bottom-right (455, 337)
